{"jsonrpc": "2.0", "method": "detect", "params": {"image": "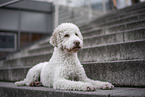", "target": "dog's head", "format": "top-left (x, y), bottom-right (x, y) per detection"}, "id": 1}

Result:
top-left (50, 23), bottom-right (83, 53)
